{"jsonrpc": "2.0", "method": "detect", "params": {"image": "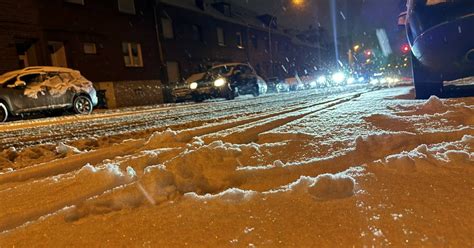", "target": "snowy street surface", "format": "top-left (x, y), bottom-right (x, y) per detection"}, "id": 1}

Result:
top-left (0, 86), bottom-right (473, 247)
